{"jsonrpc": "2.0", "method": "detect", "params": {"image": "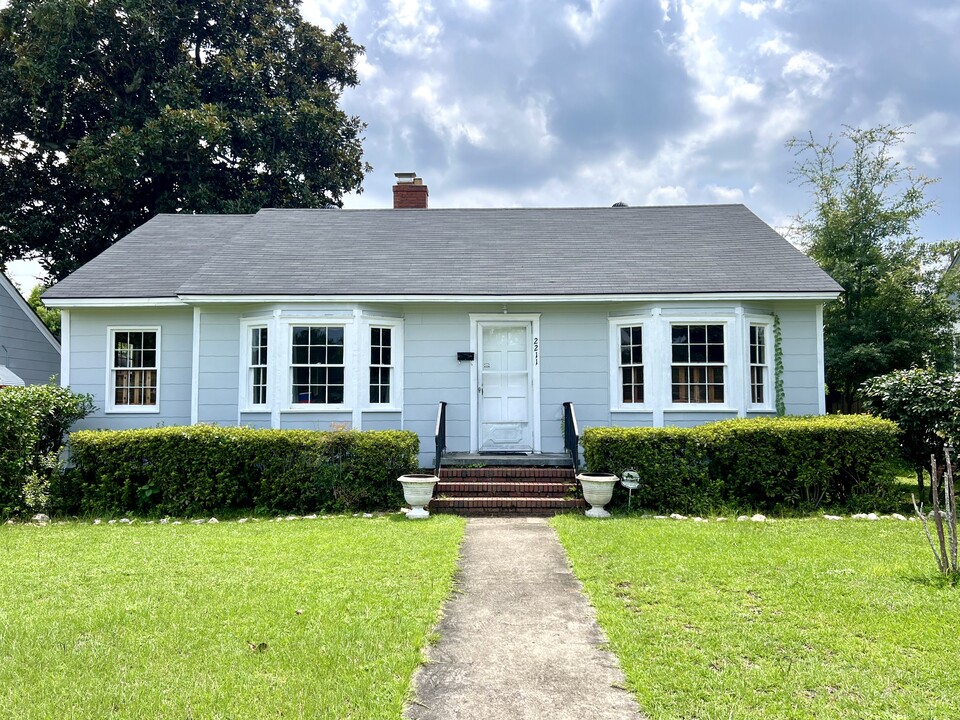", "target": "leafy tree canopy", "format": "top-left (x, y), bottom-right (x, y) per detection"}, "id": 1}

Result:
top-left (27, 284), bottom-right (60, 337)
top-left (0, 0), bottom-right (369, 280)
top-left (788, 125), bottom-right (959, 412)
